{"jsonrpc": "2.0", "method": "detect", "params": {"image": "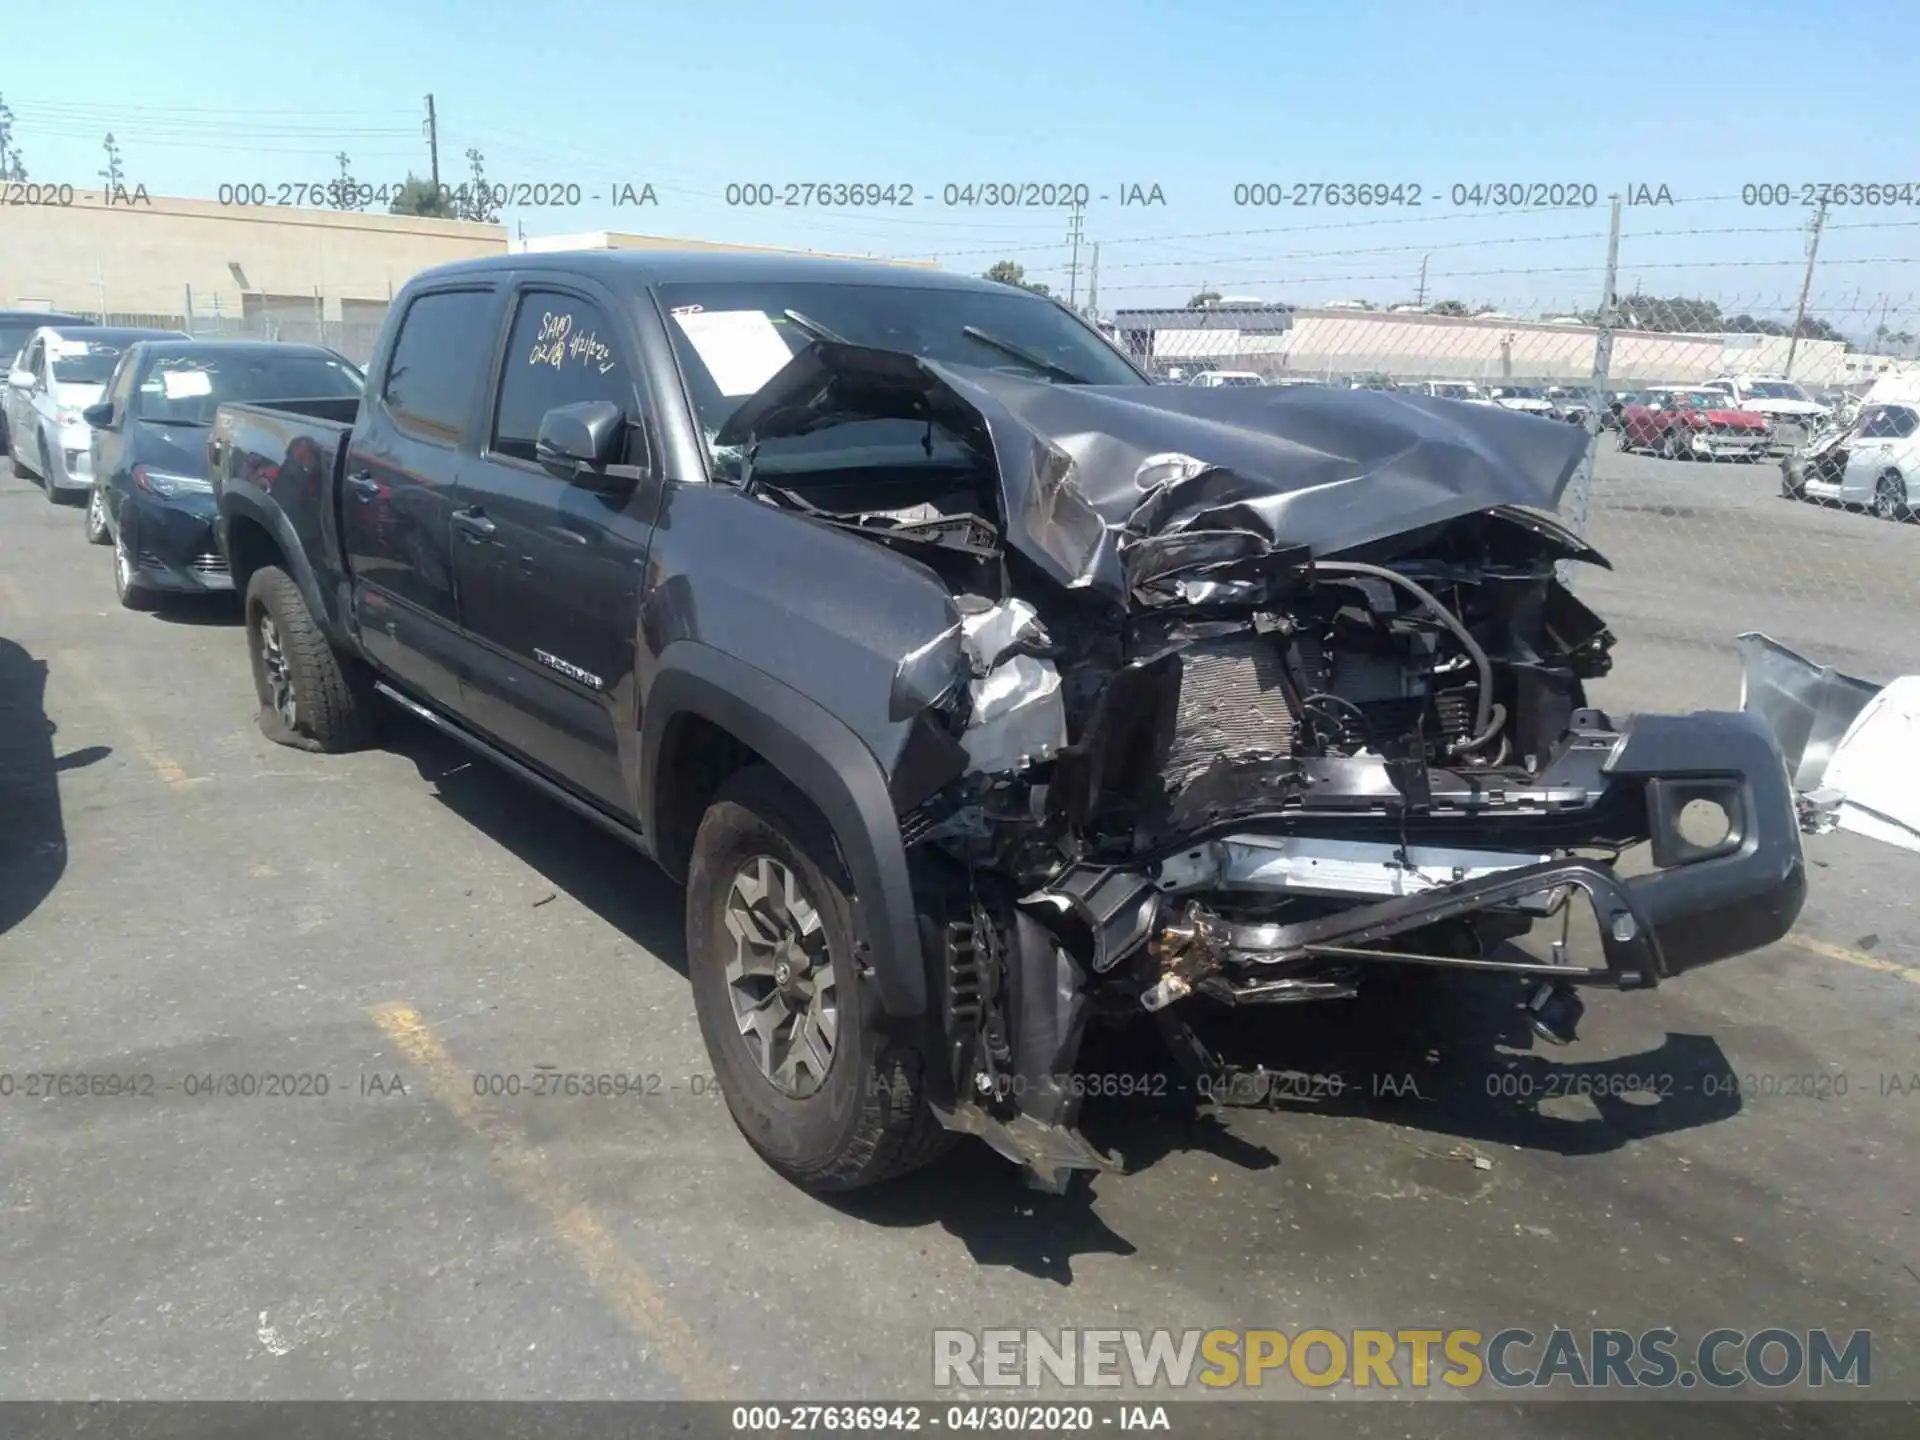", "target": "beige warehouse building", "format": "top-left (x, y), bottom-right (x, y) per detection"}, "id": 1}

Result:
top-left (1, 193), bottom-right (934, 361)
